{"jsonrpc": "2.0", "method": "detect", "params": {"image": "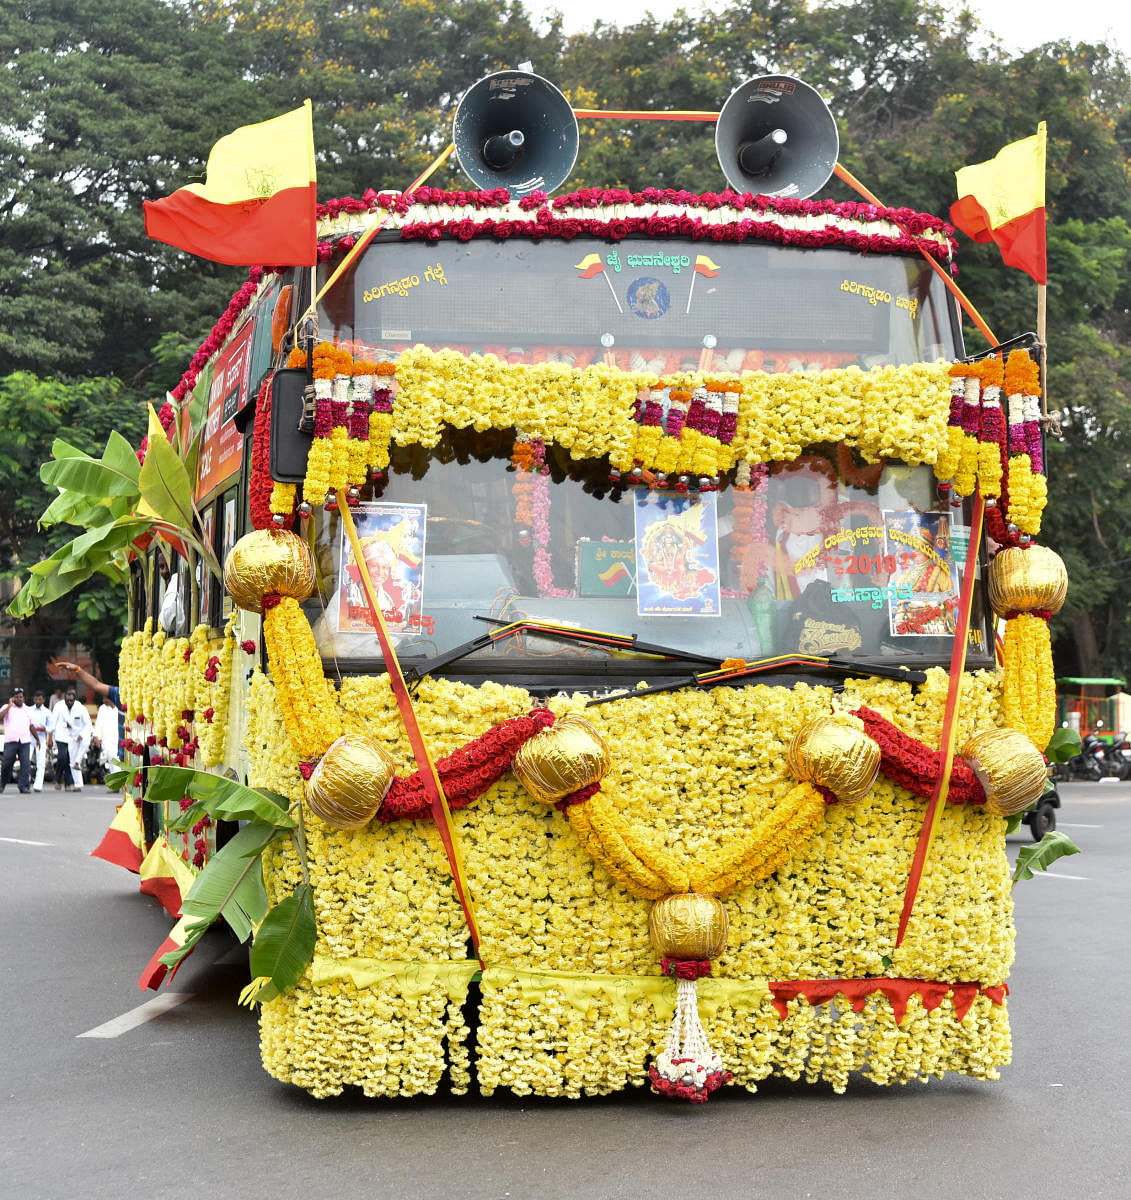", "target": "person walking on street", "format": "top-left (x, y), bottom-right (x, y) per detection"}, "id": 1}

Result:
top-left (52, 687), bottom-right (91, 791)
top-left (28, 689), bottom-right (53, 792)
top-left (1, 687), bottom-right (34, 793)
top-left (92, 697), bottom-right (121, 773)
